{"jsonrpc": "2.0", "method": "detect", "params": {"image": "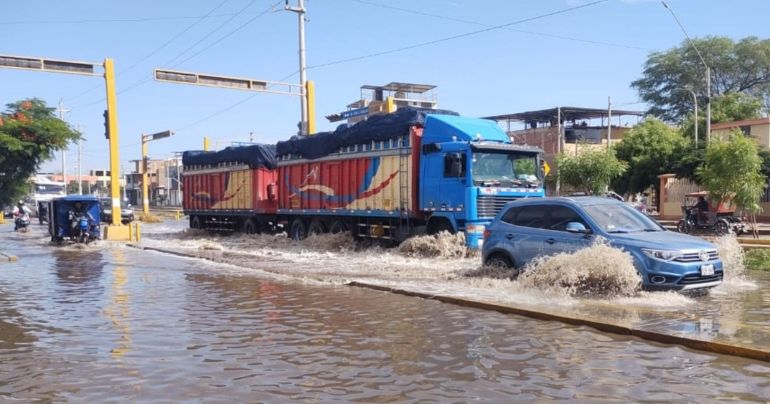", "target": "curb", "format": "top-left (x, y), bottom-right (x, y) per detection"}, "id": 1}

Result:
top-left (349, 282), bottom-right (770, 363)
top-left (128, 243), bottom-right (770, 364)
top-left (0, 251), bottom-right (18, 262)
